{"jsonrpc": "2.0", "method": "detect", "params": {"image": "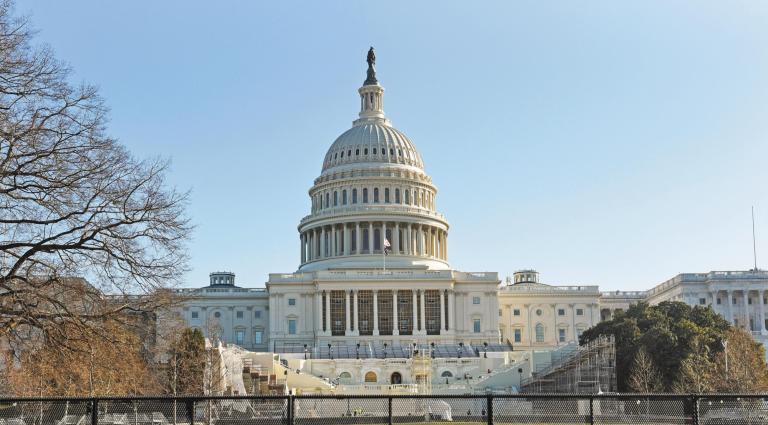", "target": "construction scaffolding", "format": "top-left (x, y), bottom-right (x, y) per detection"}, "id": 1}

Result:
top-left (411, 348), bottom-right (433, 394)
top-left (521, 335), bottom-right (617, 394)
